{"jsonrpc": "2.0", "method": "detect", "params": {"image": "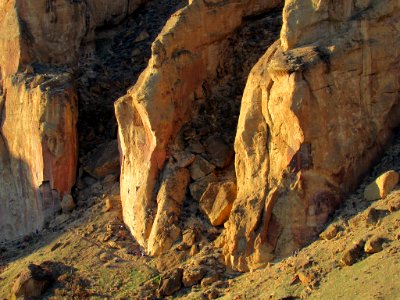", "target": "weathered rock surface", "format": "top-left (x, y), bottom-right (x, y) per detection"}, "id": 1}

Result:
top-left (0, 0), bottom-right (147, 79)
top-left (115, 0), bottom-right (282, 251)
top-left (218, 0), bottom-right (400, 271)
top-left (147, 163), bottom-right (190, 256)
top-left (0, 0), bottom-right (149, 240)
top-left (0, 73), bottom-right (77, 240)
top-left (364, 170), bottom-right (399, 201)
